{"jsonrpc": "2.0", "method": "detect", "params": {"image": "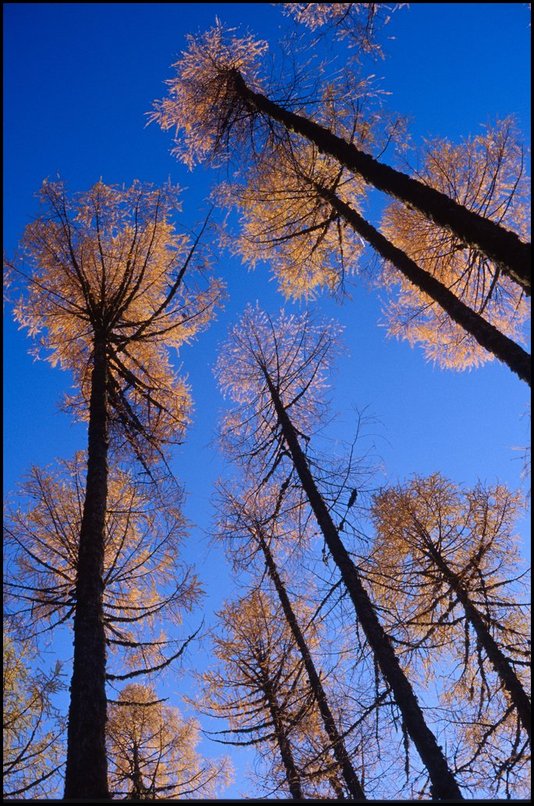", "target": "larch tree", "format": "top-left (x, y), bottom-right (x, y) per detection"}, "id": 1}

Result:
top-left (4, 453), bottom-right (202, 679)
top-left (214, 304), bottom-right (464, 800)
top-left (217, 130), bottom-right (530, 384)
top-left (216, 481), bottom-right (367, 800)
top-left (380, 119), bottom-right (530, 371)
top-left (3, 632), bottom-right (64, 799)
top-left (198, 589), bottom-right (316, 799)
top-left (282, 2), bottom-right (406, 56)
top-left (151, 22), bottom-right (530, 295)
top-left (107, 683), bottom-right (231, 799)
top-left (151, 25), bottom-right (530, 384)
top-left (6, 179), bottom-right (222, 800)
top-left (369, 474), bottom-right (531, 796)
